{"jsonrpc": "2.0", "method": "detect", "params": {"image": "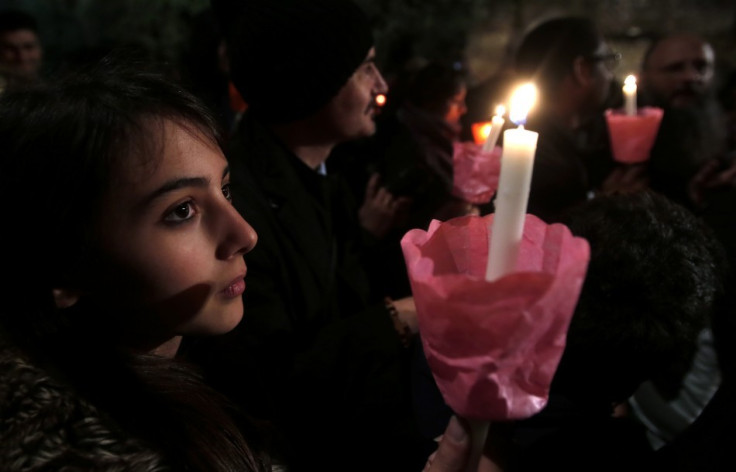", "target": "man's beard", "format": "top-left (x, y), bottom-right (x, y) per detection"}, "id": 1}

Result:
top-left (667, 95), bottom-right (727, 163)
top-left (648, 93), bottom-right (728, 207)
